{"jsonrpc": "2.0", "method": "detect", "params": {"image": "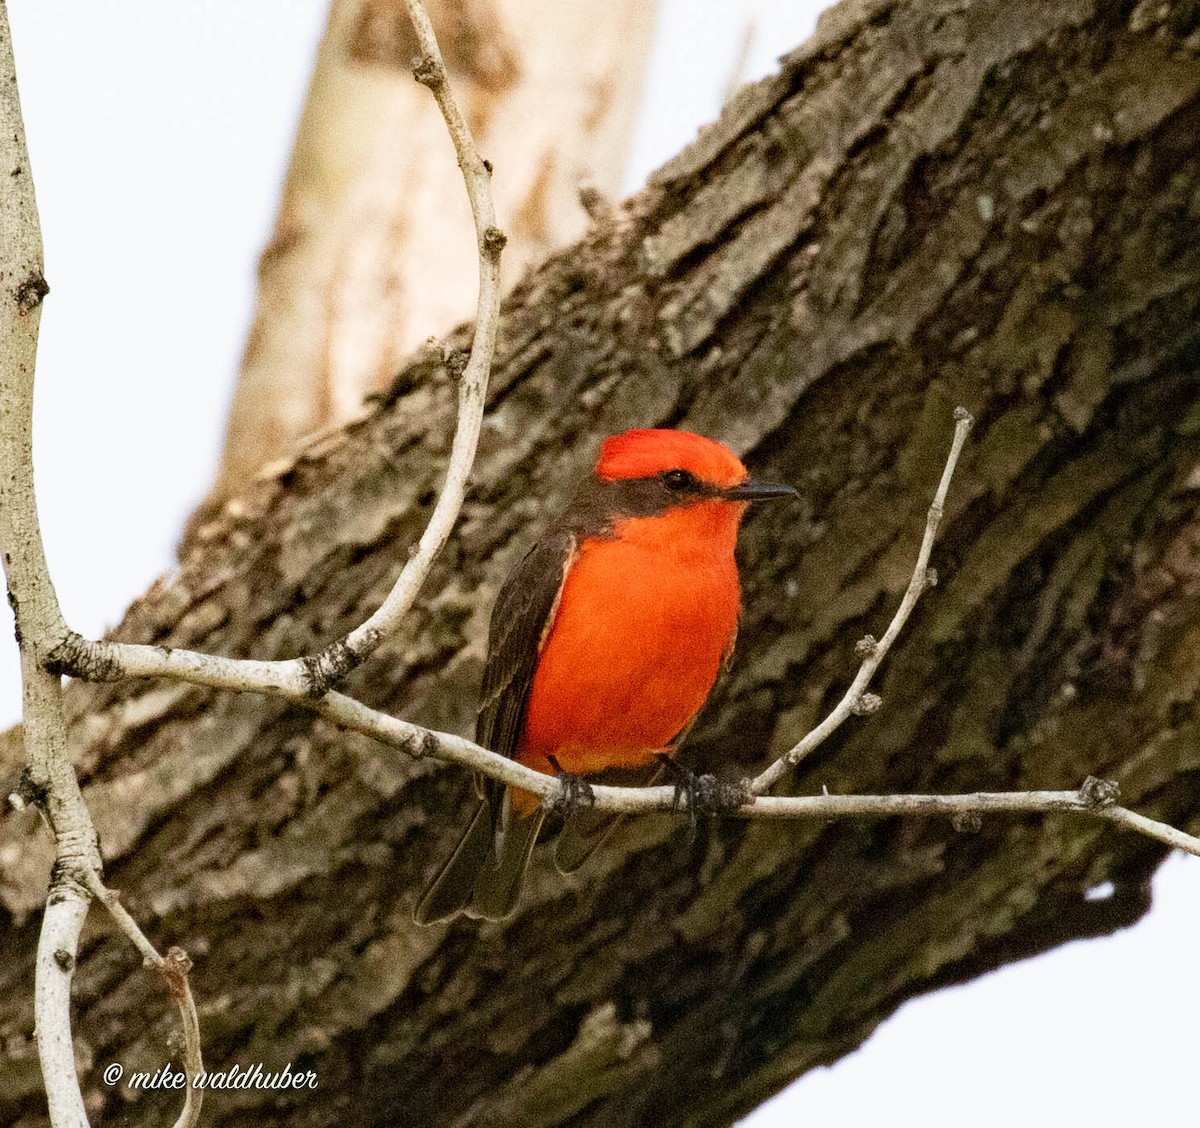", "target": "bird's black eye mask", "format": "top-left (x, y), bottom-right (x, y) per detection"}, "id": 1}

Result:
top-left (561, 471), bottom-right (726, 536)
top-left (558, 463), bottom-right (797, 537)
